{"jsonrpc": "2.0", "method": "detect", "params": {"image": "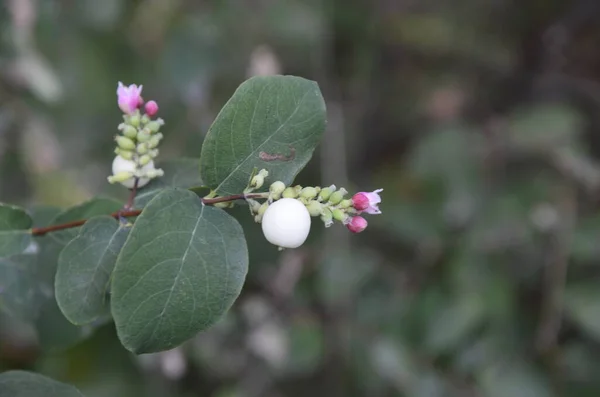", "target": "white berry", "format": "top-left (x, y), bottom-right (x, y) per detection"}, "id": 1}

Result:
top-left (261, 198), bottom-right (311, 249)
top-left (111, 155), bottom-right (154, 189)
